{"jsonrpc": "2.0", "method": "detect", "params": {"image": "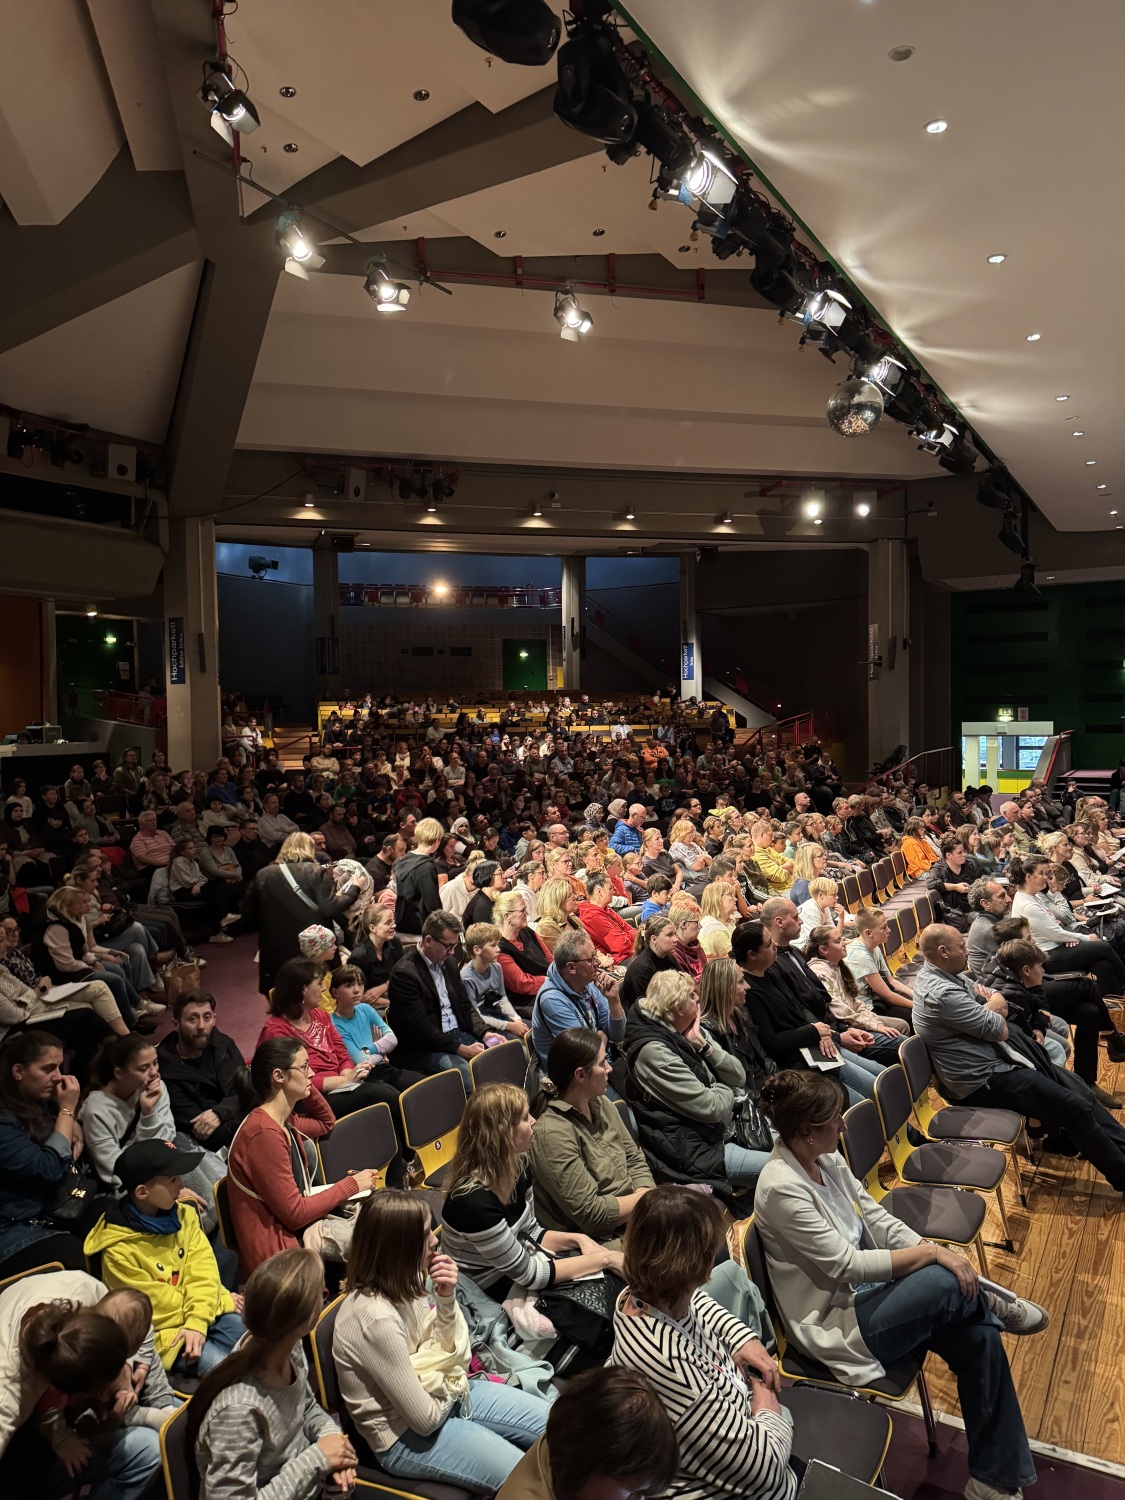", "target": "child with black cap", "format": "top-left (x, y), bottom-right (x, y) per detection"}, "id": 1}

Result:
top-left (85, 1138), bottom-right (245, 1377)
